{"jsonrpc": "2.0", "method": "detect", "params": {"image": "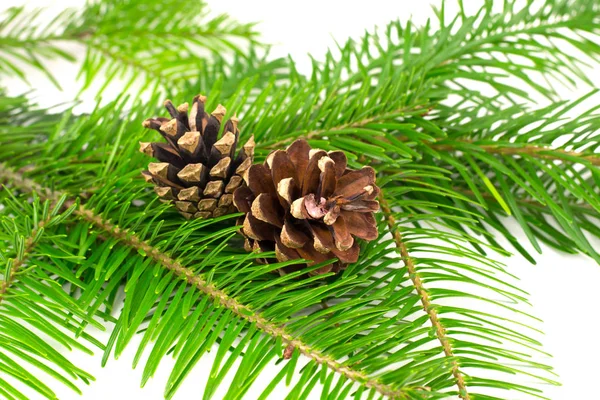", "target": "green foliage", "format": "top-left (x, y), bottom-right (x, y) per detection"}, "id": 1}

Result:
top-left (430, 94), bottom-right (600, 262)
top-left (0, 0), bottom-right (261, 95)
top-left (1, 1), bottom-right (600, 400)
top-left (0, 192), bottom-right (103, 399)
